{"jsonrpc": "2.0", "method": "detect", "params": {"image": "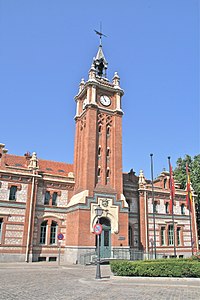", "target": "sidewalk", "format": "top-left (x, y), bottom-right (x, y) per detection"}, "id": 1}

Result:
top-left (0, 262), bottom-right (200, 300)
